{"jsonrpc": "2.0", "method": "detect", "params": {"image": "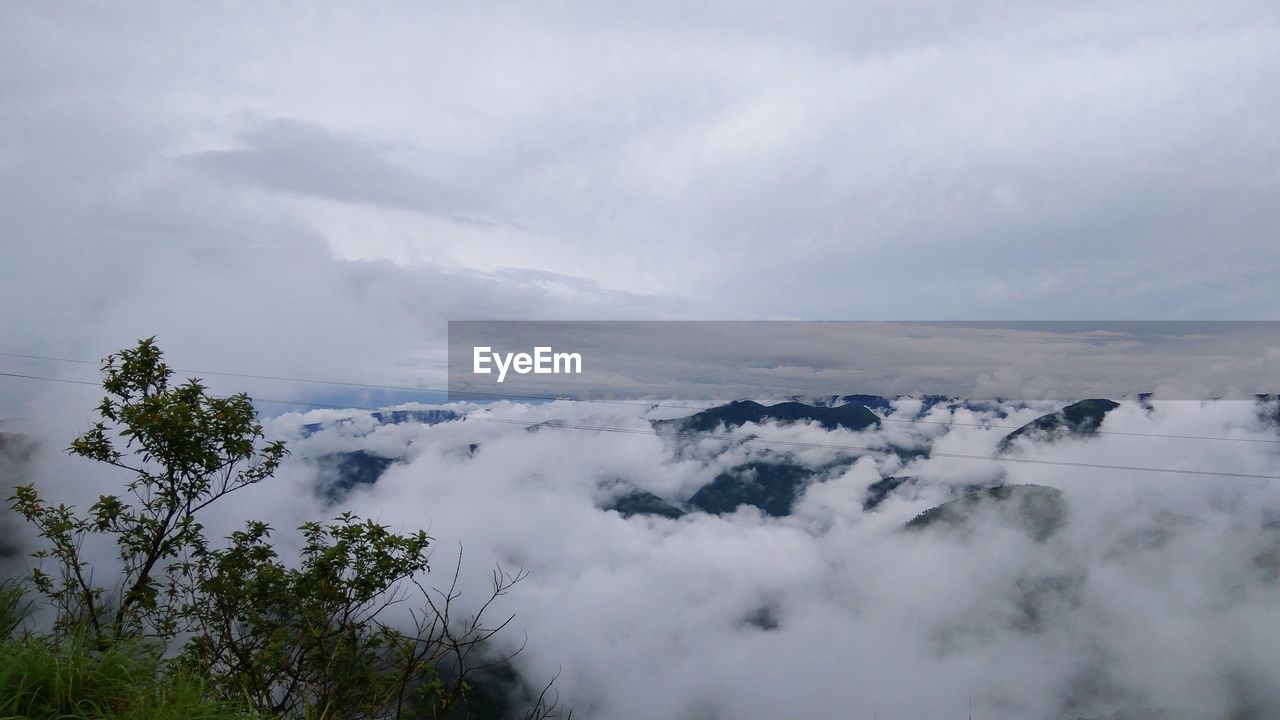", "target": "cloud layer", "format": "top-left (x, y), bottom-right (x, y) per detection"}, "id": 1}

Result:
top-left (12, 396), bottom-right (1269, 719)
top-left (4, 4), bottom-right (1280, 718)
